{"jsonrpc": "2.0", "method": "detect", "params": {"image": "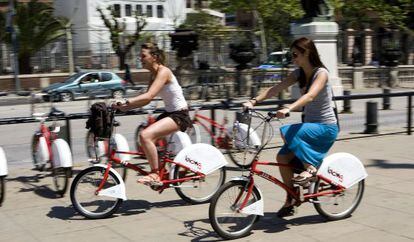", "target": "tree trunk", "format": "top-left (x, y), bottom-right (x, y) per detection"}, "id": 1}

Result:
top-left (18, 53), bottom-right (32, 74)
top-left (118, 51), bottom-right (126, 70)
